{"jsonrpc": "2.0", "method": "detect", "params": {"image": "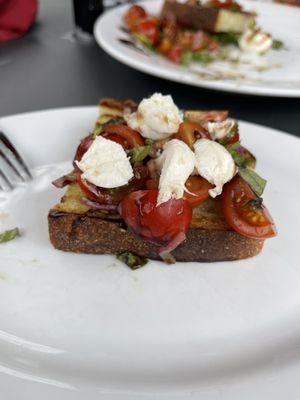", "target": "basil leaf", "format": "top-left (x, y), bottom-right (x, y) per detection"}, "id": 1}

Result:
top-left (213, 32), bottom-right (241, 46)
top-left (128, 145), bottom-right (150, 163)
top-left (193, 51), bottom-right (215, 63)
top-left (0, 228), bottom-right (20, 244)
top-left (272, 39), bottom-right (283, 50)
top-left (181, 51), bottom-right (193, 66)
top-left (238, 167), bottom-right (266, 197)
top-left (225, 142), bottom-right (256, 169)
top-left (132, 33), bottom-right (153, 49)
top-left (92, 125), bottom-right (102, 138)
top-left (116, 252), bottom-right (148, 270)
